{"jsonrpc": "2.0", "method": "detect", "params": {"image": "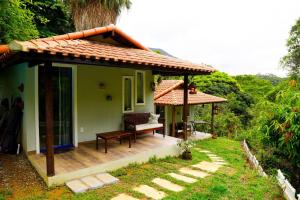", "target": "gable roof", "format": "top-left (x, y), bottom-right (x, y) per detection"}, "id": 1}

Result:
top-left (0, 25), bottom-right (215, 75)
top-left (154, 80), bottom-right (227, 105)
